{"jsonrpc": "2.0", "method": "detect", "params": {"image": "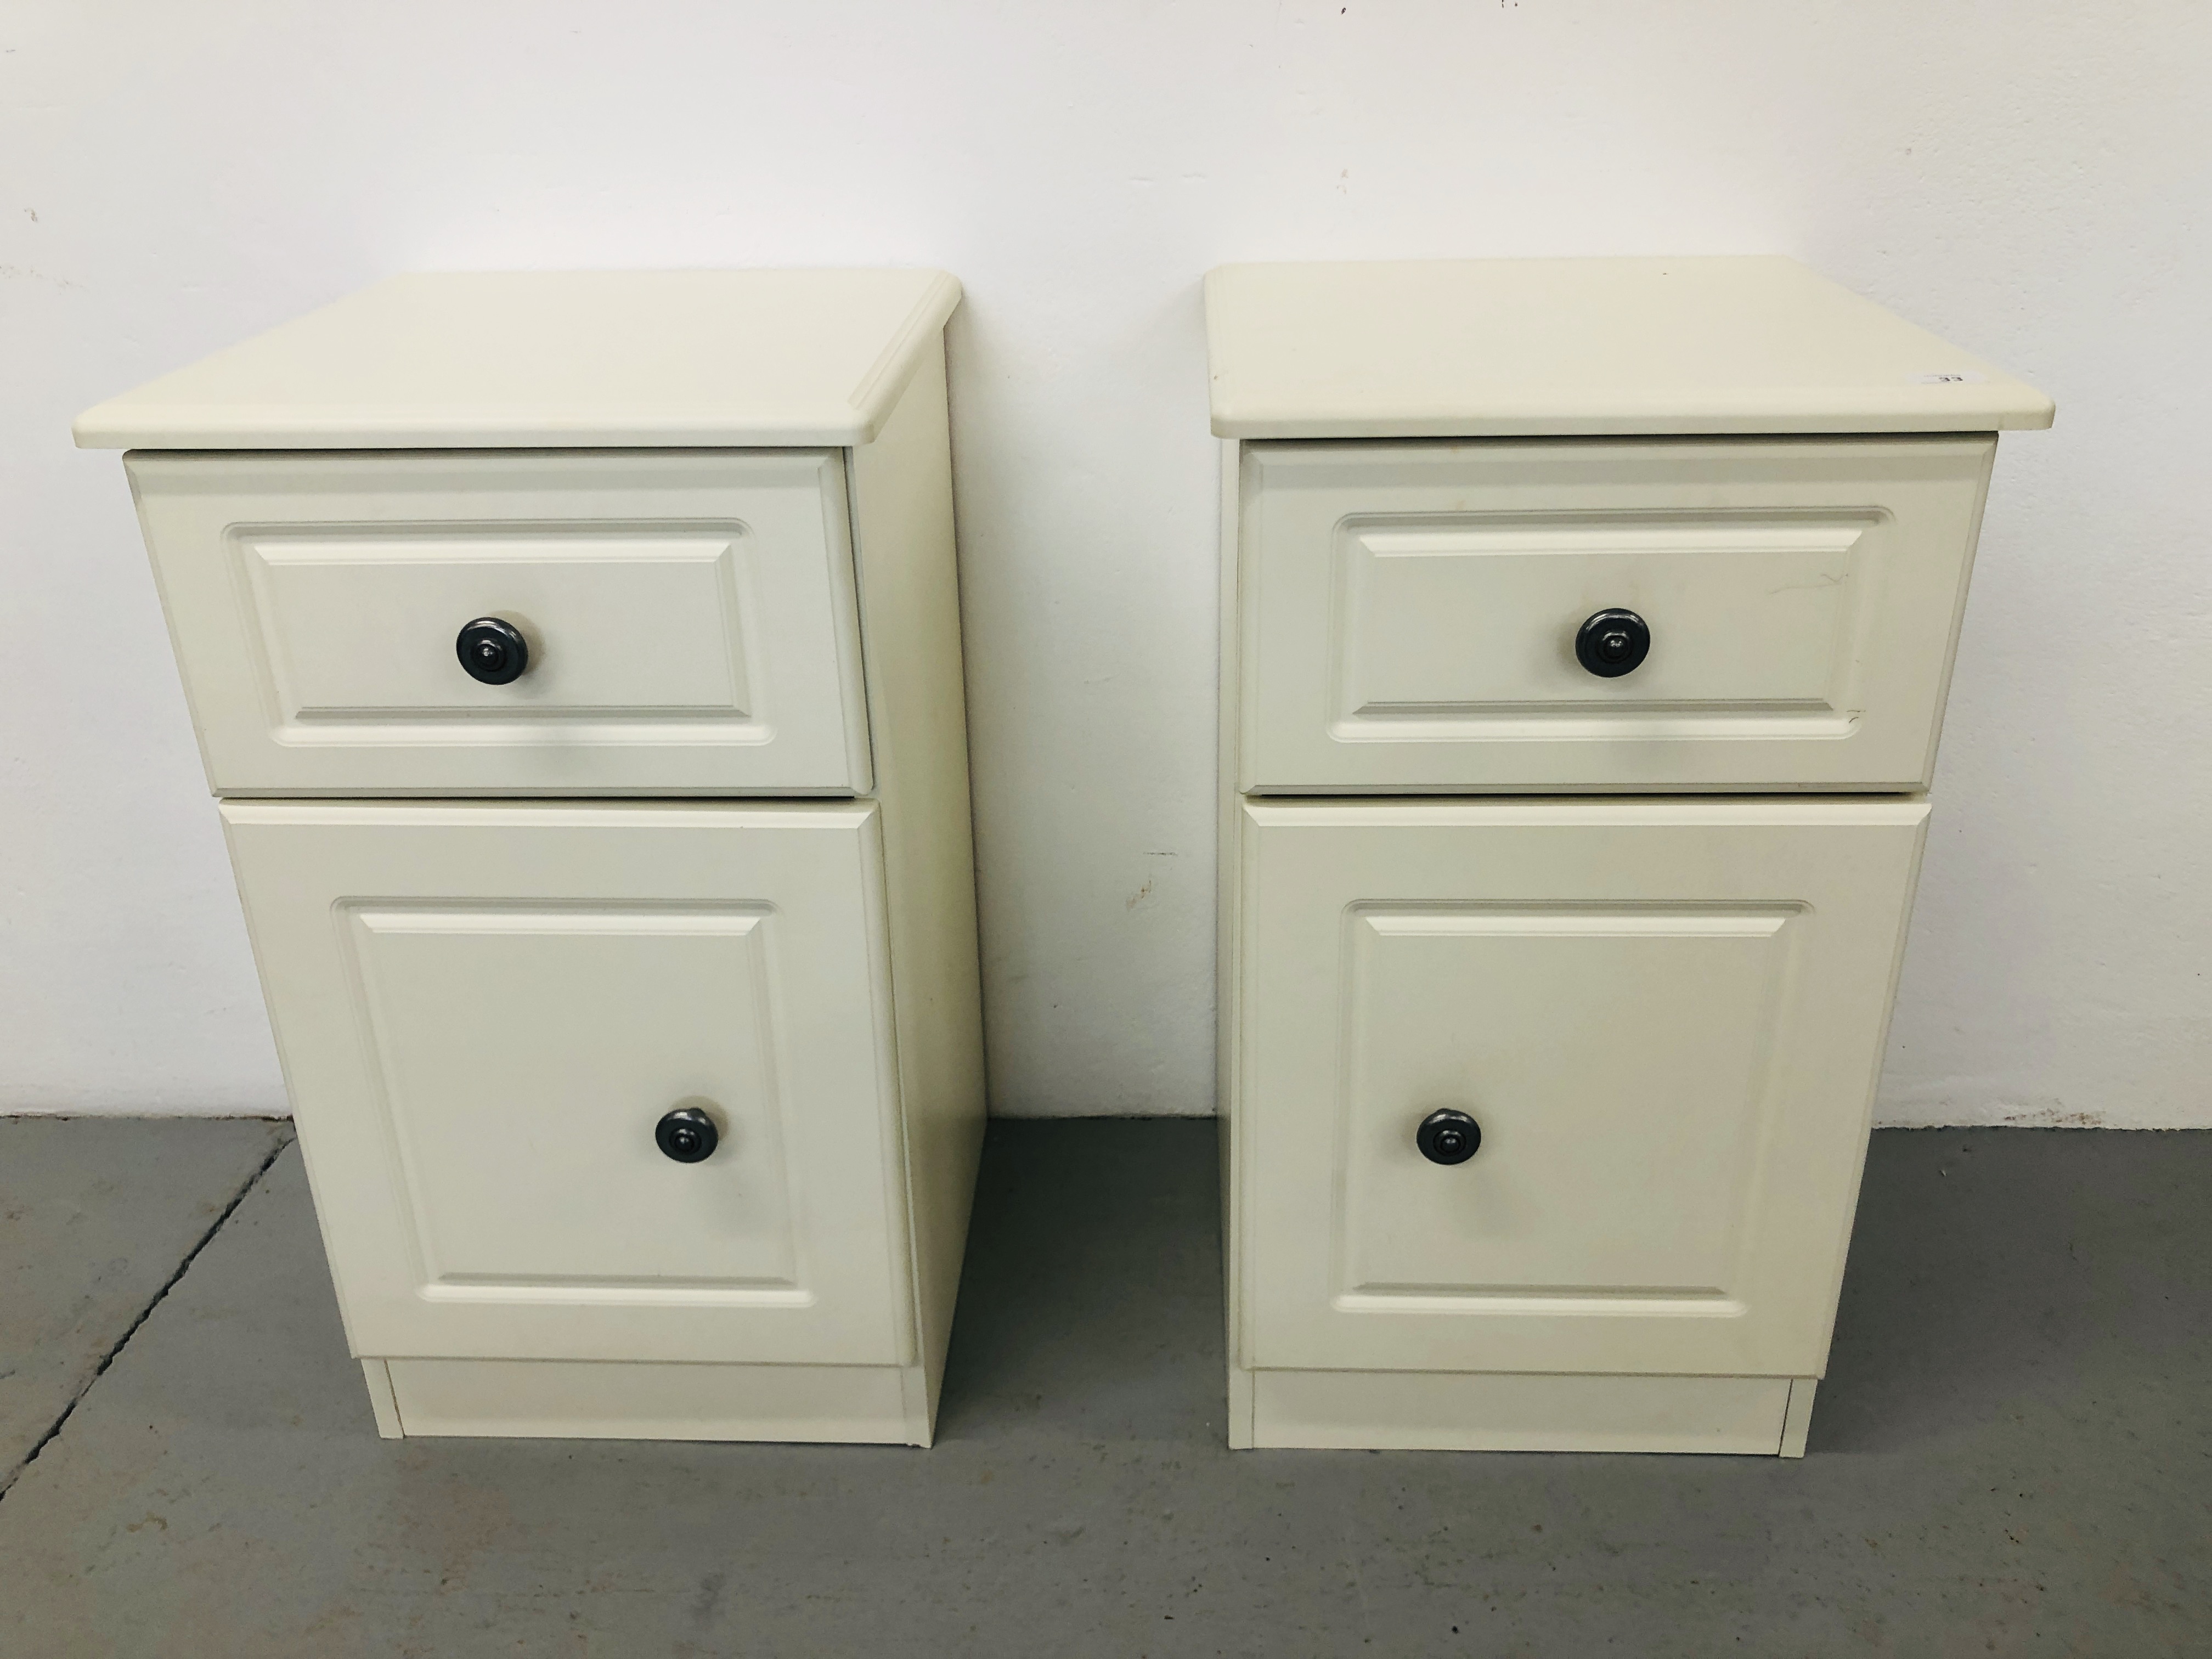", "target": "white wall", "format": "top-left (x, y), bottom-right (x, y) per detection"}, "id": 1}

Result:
top-left (3, 2), bottom-right (2206, 1125)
